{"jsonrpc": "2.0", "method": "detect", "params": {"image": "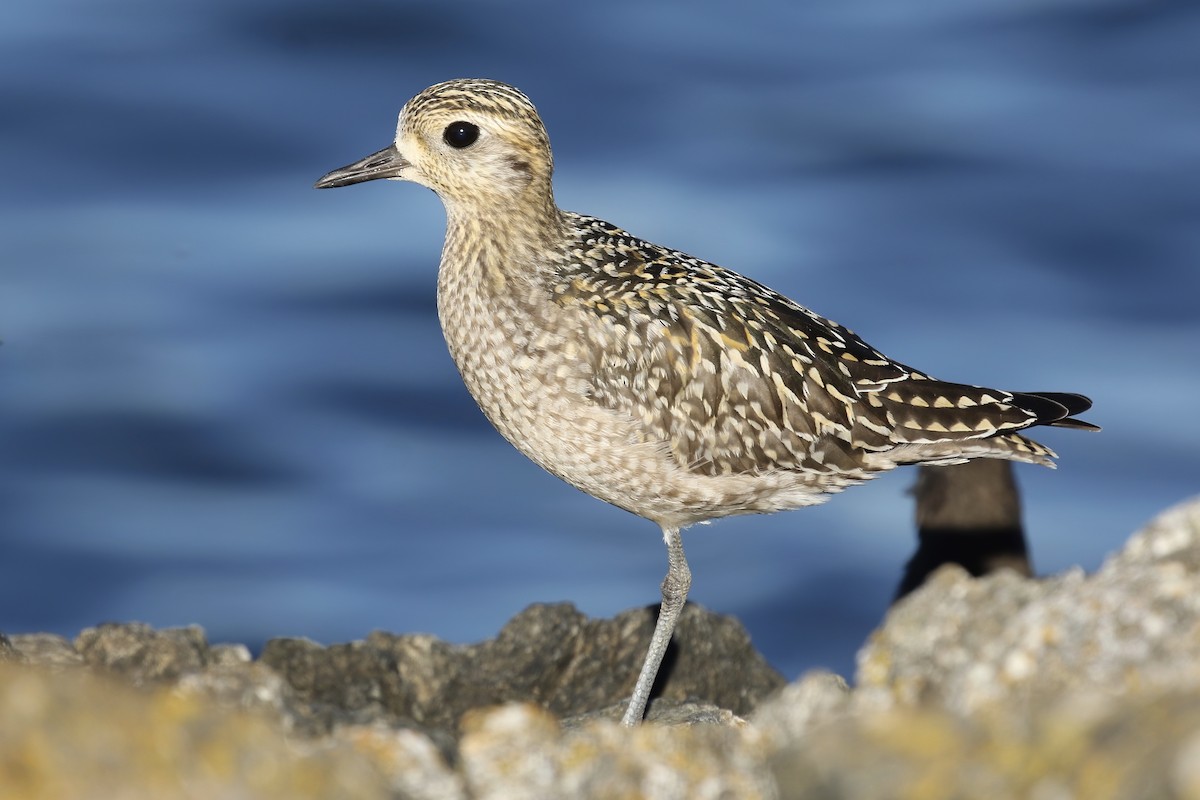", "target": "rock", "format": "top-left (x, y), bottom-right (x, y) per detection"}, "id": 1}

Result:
top-left (0, 661), bottom-right (394, 799)
top-left (4, 497), bottom-right (1200, 798)
top-left (8, 632), bottom-right (85, 668)
top-left (458, 703), bottom-right (774, 799)
top-left (752, 669), bottom-right (851, 742)
top-left (175, 660), bottom-right (297, 721)
top-left (754, 495), bottom-right (1200, 799)
top-left (857, 495), bottom-right (1200, 717)
top-left (75, 622), bottom-right (211, 685)
top-left (761, 688), bottom-right (1200, 800)
top-left (1111, 494), bottom-right (1200, 570)
top-left (259, 601), bottom-right (785, 739)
